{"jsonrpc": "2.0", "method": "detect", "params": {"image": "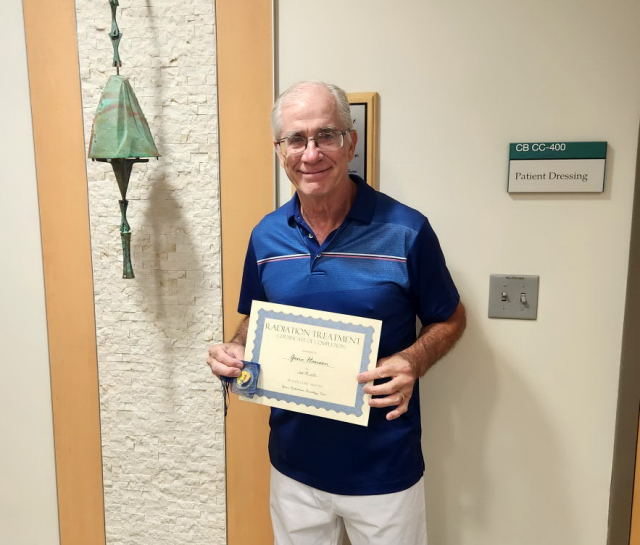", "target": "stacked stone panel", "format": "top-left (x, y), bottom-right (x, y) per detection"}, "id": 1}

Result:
top-left (75, 2), bottom-right (225, 544)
